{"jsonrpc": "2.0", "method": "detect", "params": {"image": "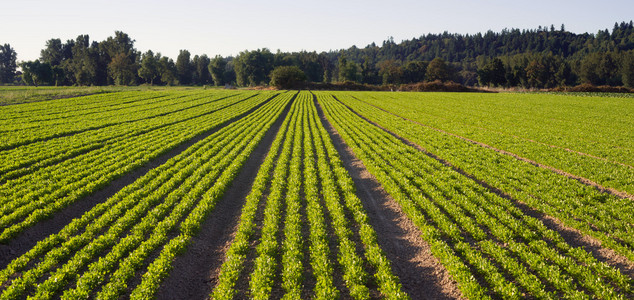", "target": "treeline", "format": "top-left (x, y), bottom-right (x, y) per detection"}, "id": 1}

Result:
top-left (1, 21), bottom-right (633, 88)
